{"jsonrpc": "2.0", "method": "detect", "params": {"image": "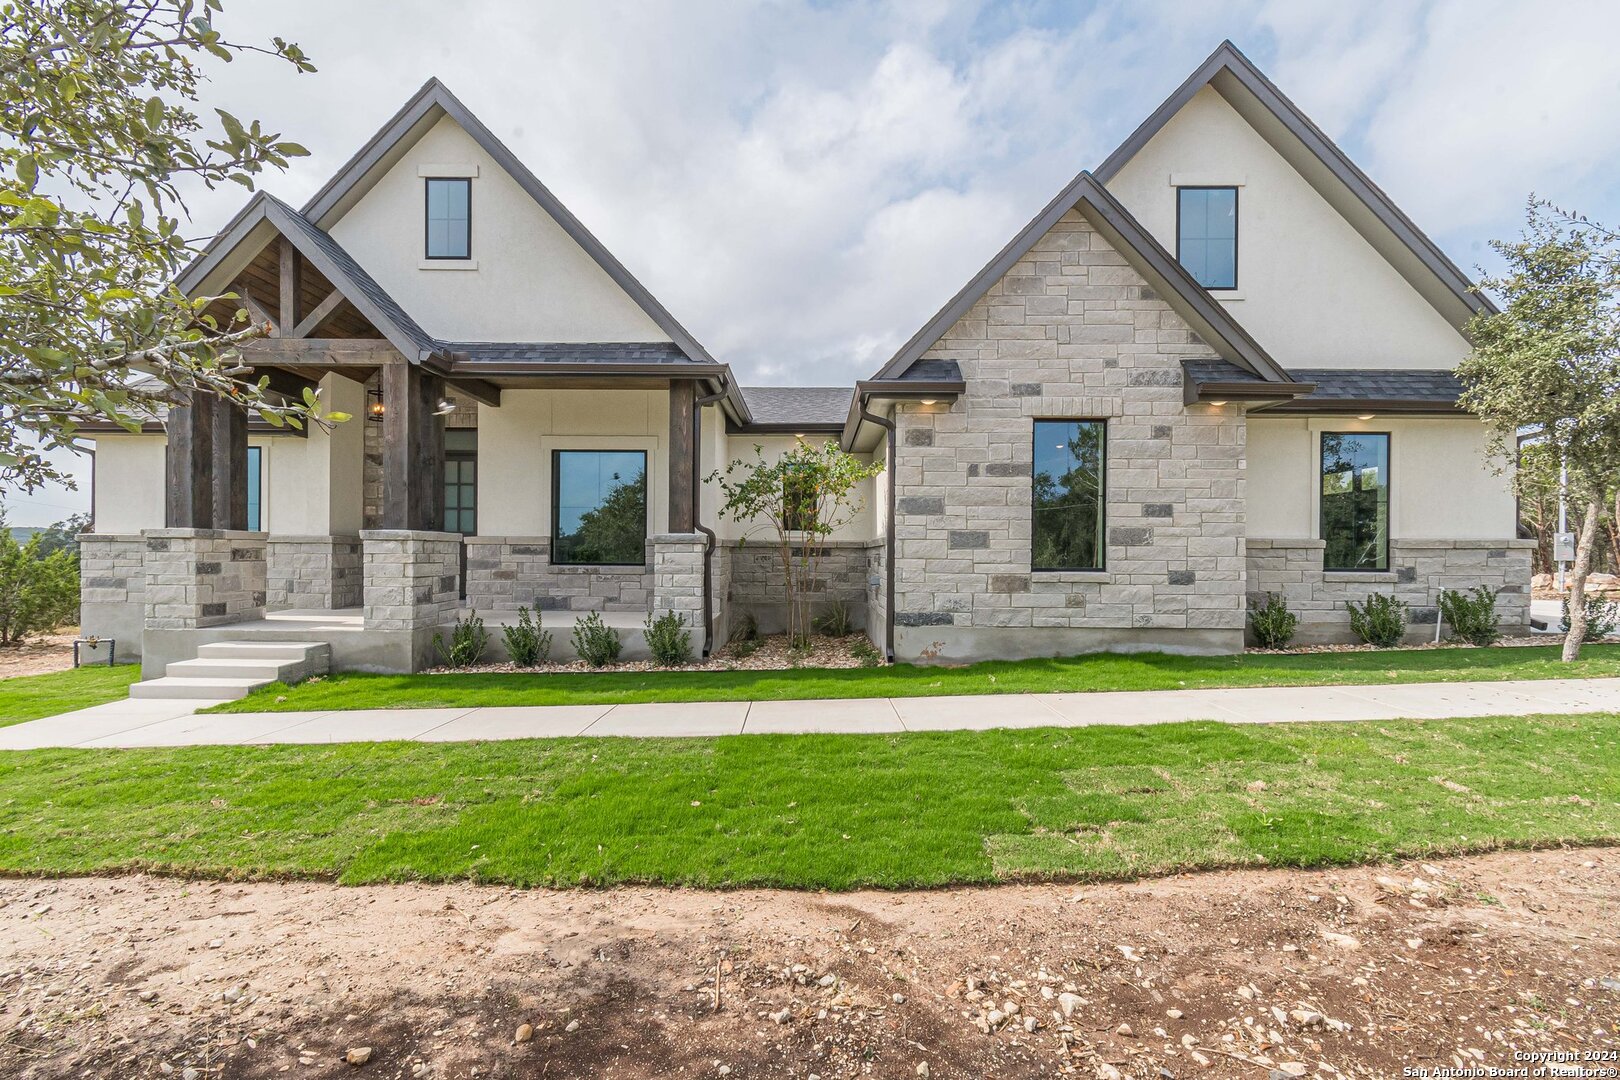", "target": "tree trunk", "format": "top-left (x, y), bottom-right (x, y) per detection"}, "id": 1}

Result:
top-left (1562, 498), bottom-right (1602, 662)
